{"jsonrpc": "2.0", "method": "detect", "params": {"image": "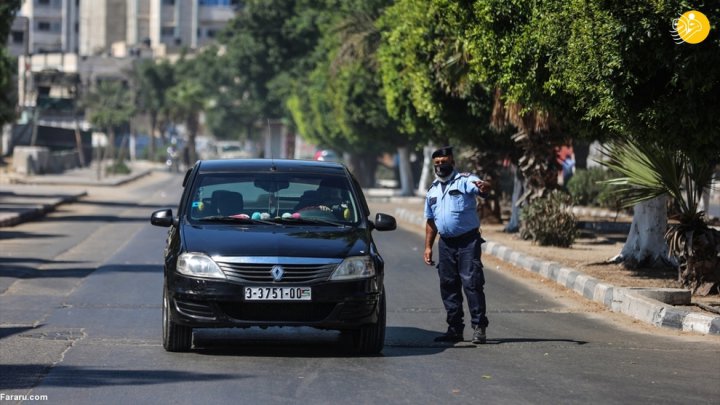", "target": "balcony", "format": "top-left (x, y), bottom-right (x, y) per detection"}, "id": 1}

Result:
top-left (30, 5), bottom-right (62, 20)
top-left (198, 5), bottom-right (236, 23)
